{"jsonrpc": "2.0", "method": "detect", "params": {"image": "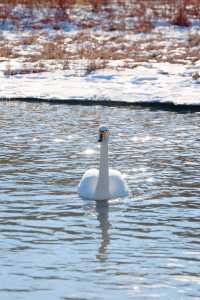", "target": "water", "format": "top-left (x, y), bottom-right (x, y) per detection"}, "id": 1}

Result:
top-left (0, 101), bottom-right (200, 300)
